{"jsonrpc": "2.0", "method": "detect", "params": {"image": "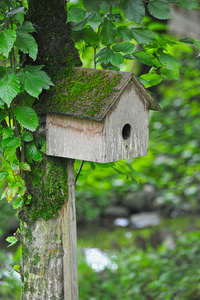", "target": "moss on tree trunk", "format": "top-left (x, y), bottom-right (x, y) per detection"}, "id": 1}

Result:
top-left (20, 1), bottom-right (81, 298)
top-left (26, 0), bottom-right (82, 81)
